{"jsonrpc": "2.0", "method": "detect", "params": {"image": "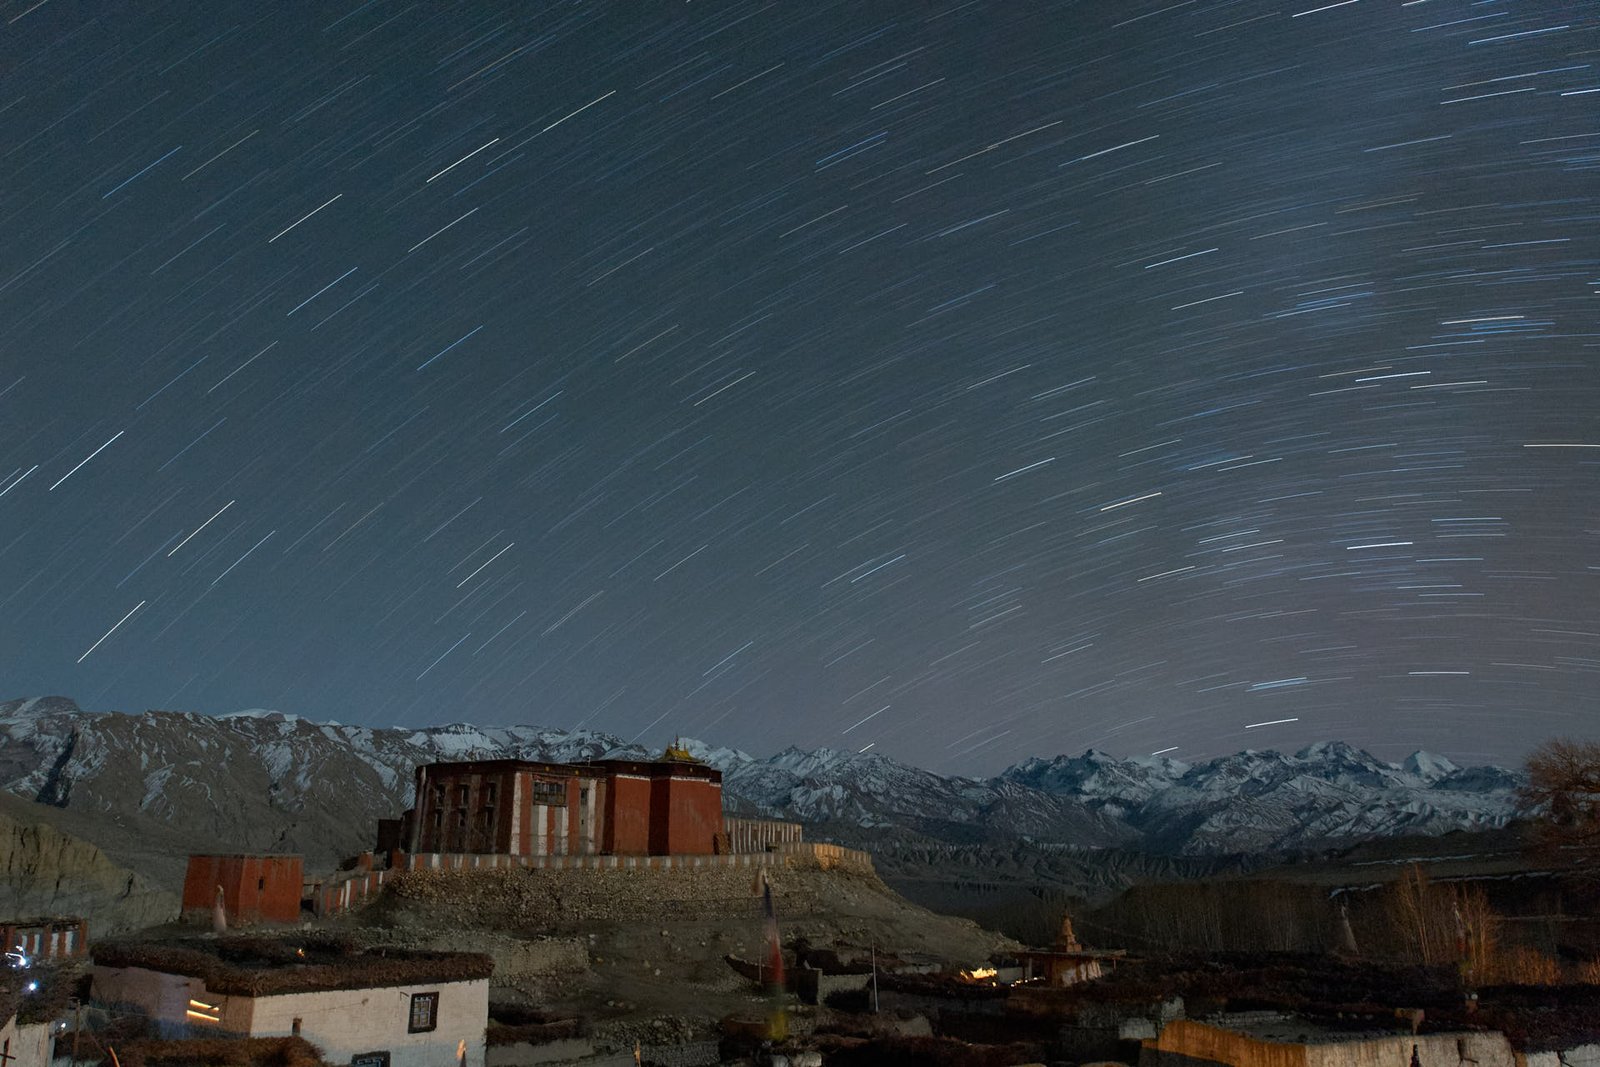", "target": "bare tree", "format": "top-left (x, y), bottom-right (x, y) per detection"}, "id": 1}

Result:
top-left (1522, 738), bottom-right (1600, 857)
